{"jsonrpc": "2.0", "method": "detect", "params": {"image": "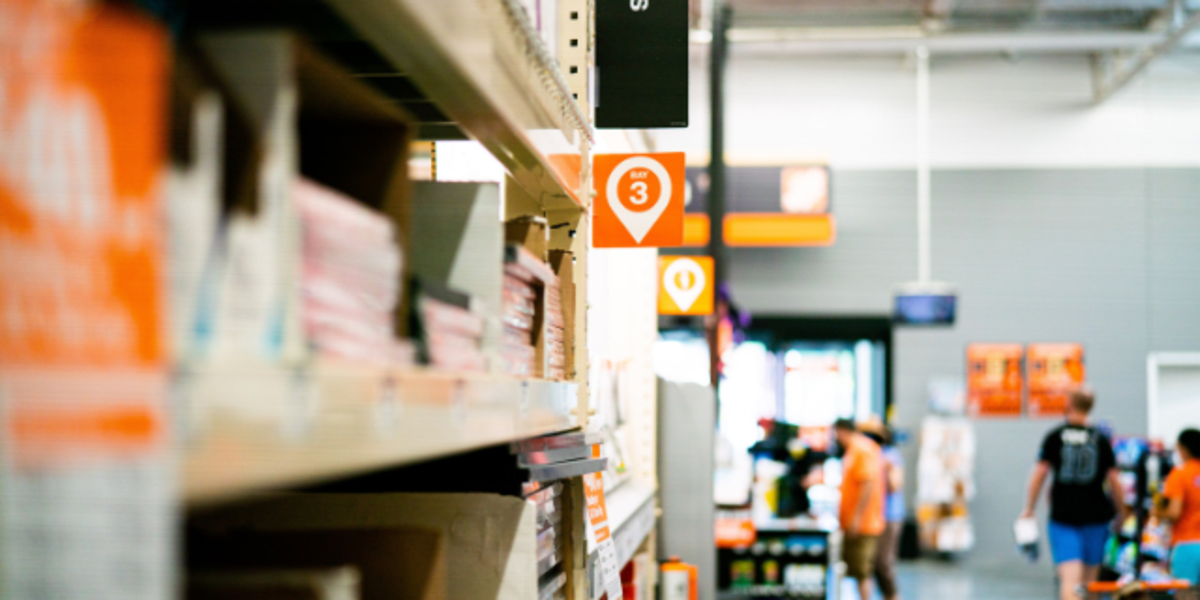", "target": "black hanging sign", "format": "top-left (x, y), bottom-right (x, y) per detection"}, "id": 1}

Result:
top-left (595, 0), bottom-right (689, 129)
